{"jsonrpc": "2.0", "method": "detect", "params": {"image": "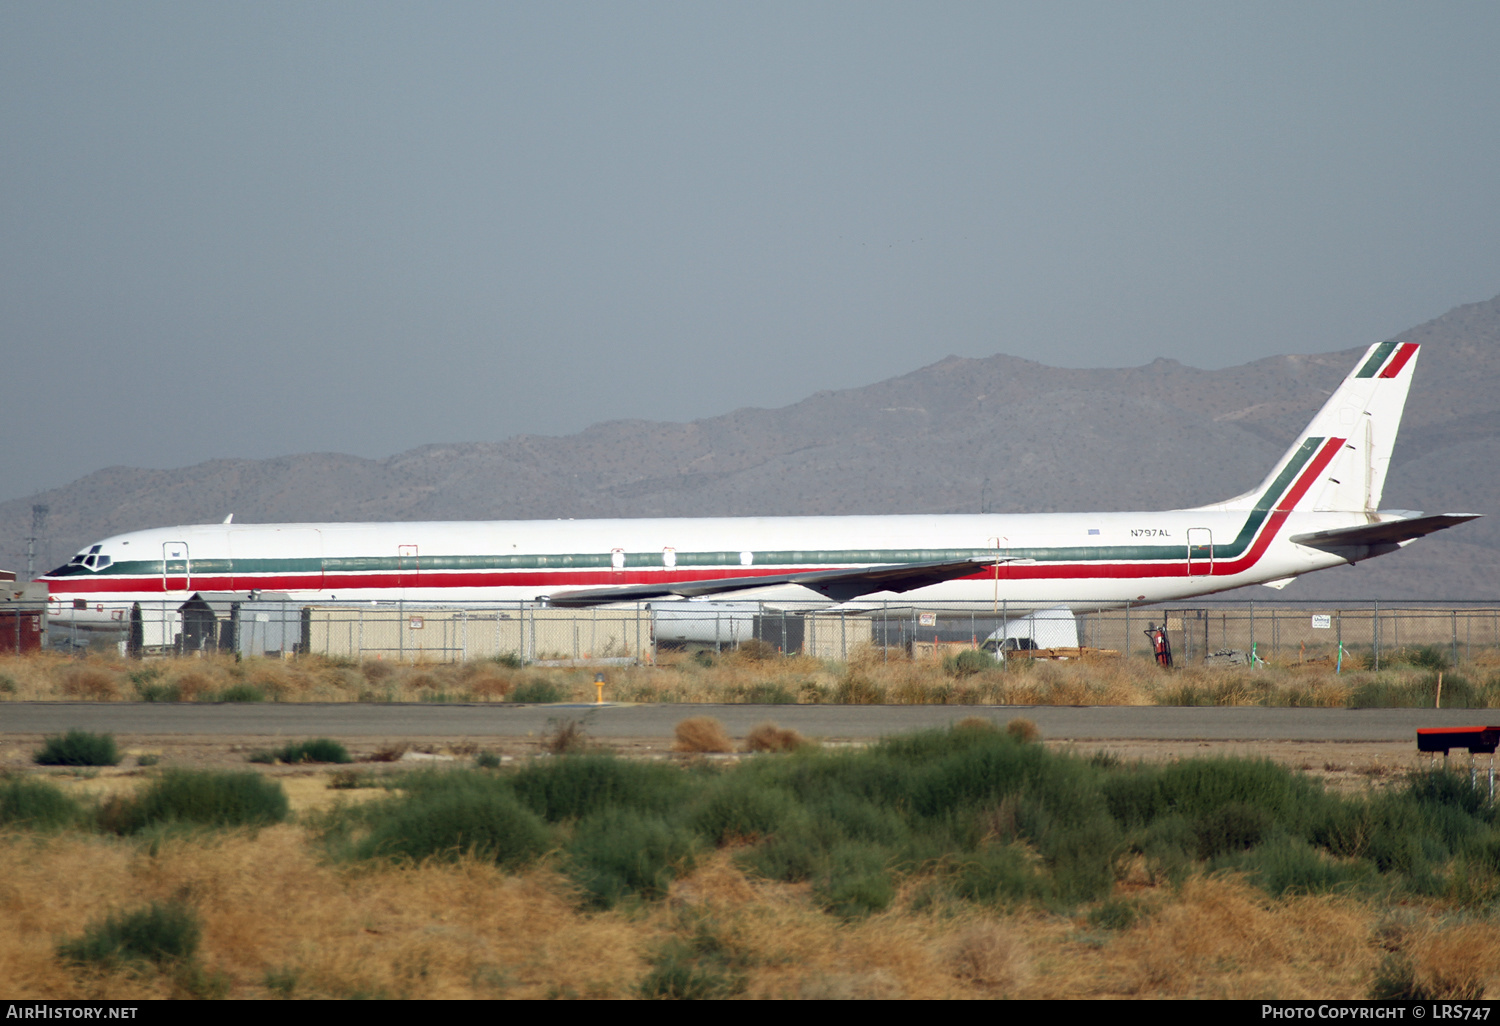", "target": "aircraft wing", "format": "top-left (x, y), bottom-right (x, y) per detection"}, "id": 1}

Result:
top-left (546, 556), bottom-right (999, 608)
top-left (1290, 513), bottom-right (1482, 555)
